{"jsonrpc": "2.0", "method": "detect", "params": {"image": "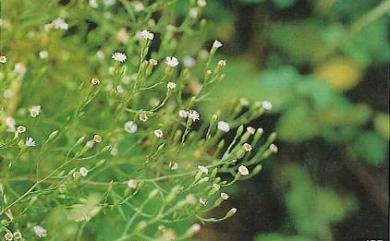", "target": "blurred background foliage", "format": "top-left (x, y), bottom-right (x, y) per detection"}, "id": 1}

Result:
top-left (185, 0), bottom-right (389, 240)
